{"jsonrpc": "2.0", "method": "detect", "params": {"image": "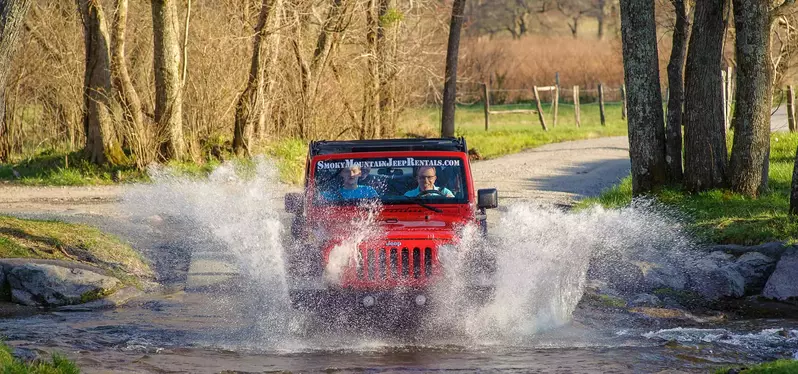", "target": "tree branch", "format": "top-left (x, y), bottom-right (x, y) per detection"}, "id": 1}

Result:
top-left (773, 0), bottom-right (798, 18)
